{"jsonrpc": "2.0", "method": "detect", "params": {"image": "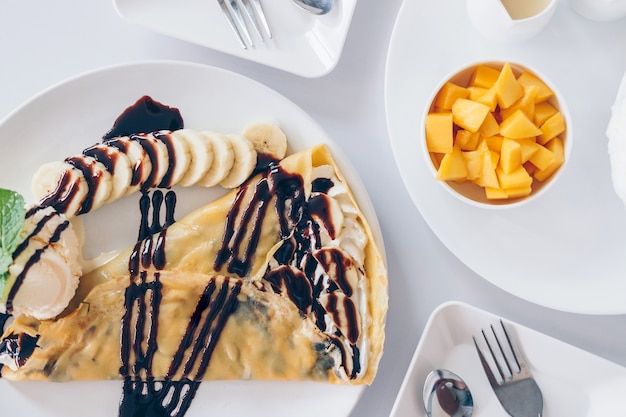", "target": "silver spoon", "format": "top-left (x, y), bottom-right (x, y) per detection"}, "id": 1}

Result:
top-left (423, 369), bottom-right (474, 417)
top-left (292, 0), bottom-right (334, 15)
